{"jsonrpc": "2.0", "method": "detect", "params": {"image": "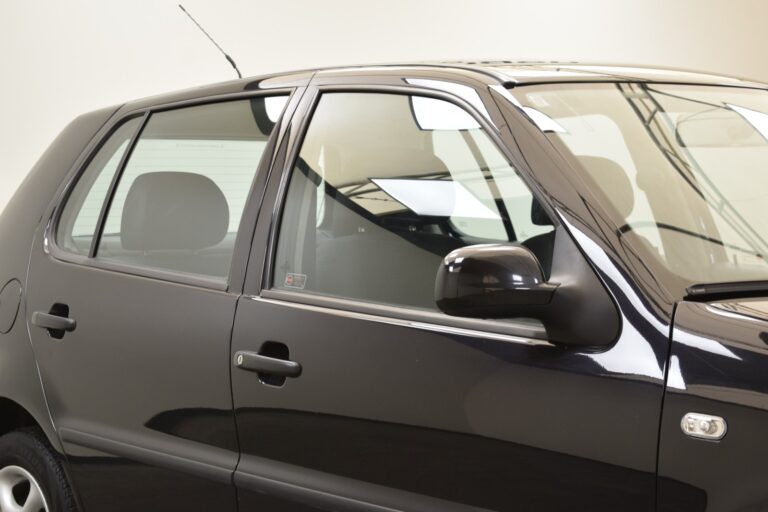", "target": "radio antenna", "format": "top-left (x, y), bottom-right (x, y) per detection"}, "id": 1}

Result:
top-left (178, 4), bottom-right (242, 79)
